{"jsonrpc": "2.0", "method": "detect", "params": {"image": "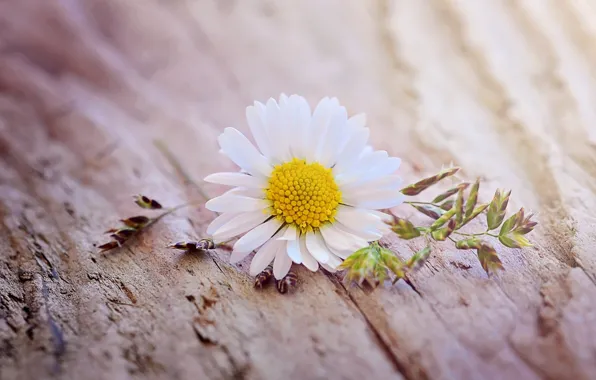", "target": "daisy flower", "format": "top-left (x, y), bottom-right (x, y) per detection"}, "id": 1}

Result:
top-left (204, 94), bottom-right (404, 280)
